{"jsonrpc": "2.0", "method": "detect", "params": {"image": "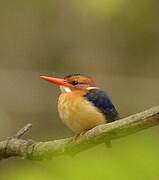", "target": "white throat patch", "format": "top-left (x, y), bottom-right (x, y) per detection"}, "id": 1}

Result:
top-left (60, 86), bottom-right (71, 93)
